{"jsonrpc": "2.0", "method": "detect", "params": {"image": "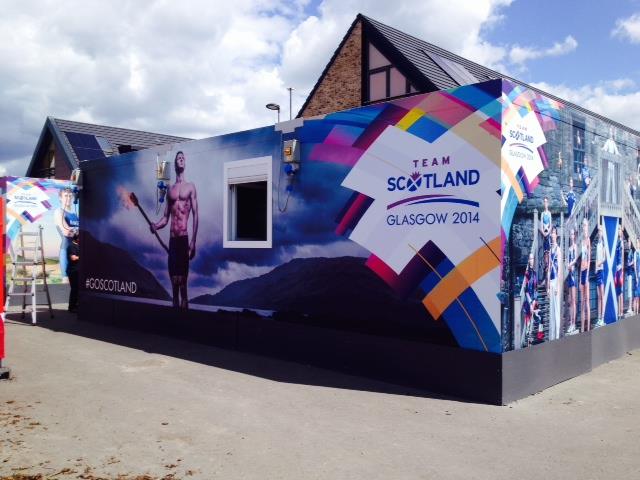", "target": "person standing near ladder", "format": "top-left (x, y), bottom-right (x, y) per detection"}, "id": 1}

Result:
top-left (67, 234), bottom-right (80, 312)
